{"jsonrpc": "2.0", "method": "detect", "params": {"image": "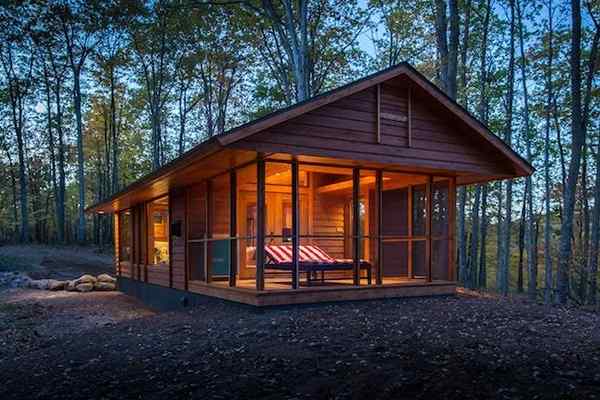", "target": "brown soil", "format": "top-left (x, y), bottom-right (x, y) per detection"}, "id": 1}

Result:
top-left (0, 289), bottom-right (599, 399)
top-left (0, 244), bottom-right (113, 280)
